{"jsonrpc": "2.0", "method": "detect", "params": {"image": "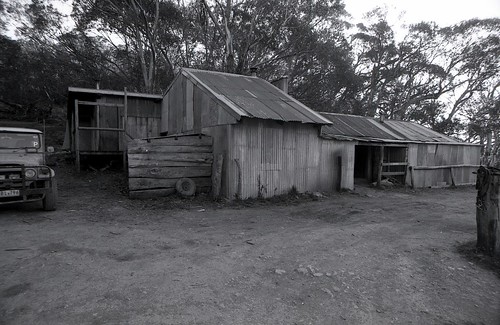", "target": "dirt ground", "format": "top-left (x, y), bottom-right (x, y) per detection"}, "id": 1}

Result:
top-left (1, 165), bottom-right (499, 325)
